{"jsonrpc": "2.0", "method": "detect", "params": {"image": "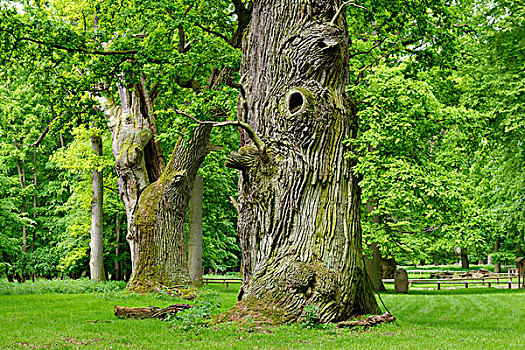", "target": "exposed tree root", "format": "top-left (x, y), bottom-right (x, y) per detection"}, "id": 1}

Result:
top-left (337, 312), bottom-right (395, 329)
top-left (114, 304), bottom-right (192, 320)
